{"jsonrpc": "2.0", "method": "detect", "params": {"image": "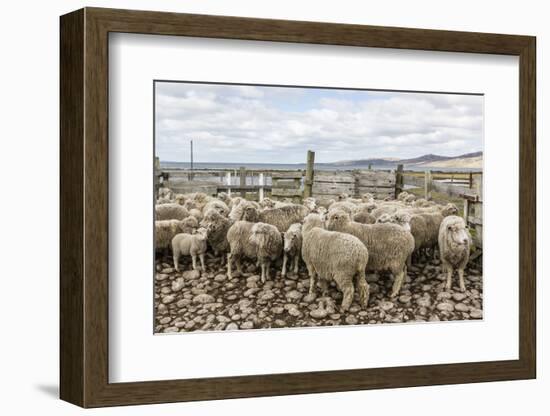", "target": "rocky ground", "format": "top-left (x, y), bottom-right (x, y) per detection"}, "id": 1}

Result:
top-left (154, 253), bottom-right (483, 333)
